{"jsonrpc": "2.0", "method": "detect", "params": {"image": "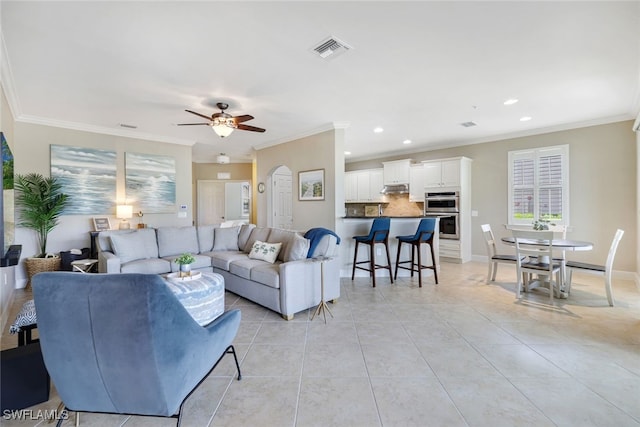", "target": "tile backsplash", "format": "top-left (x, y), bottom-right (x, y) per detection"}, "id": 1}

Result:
top-left (345, 194), bottom-right (424, 217)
